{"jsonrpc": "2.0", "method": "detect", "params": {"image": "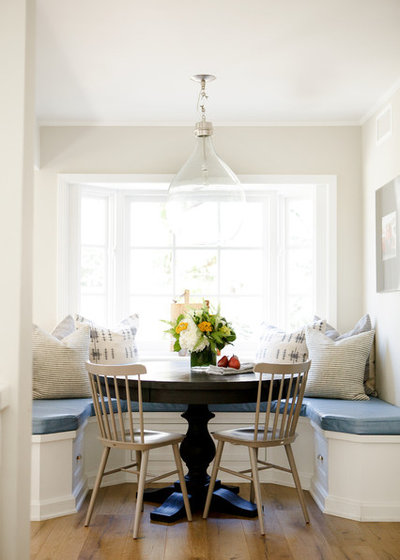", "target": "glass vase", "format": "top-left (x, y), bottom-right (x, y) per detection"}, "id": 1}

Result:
top-left (190, 346), bottom-right (217, 371)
